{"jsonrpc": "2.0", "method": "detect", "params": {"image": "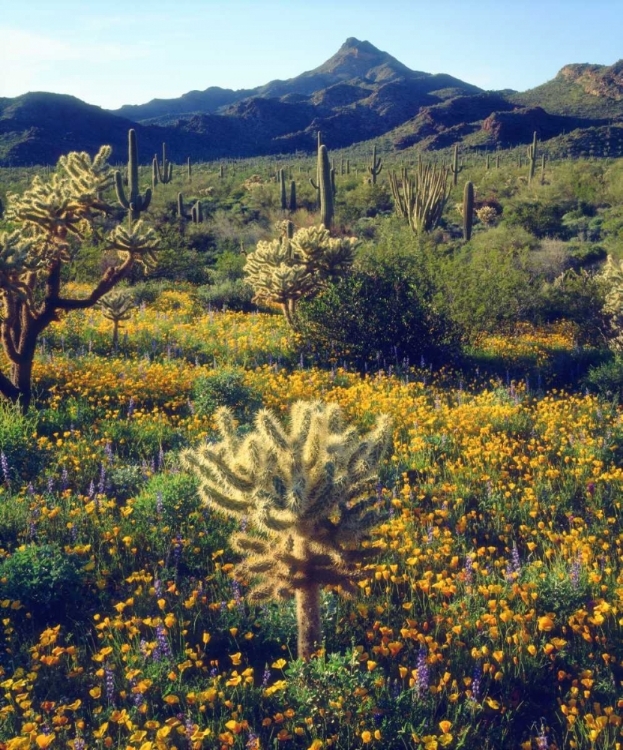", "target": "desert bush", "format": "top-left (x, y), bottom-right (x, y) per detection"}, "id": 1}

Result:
top-left (191, 367), bottom-right (262, 422)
